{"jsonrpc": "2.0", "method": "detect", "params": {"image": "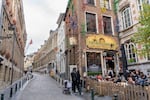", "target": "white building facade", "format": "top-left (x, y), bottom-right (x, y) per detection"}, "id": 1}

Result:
top-left (118, 0), bottom-right (150, 74)
top-left (56, 13), bottom-right (66, 78)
